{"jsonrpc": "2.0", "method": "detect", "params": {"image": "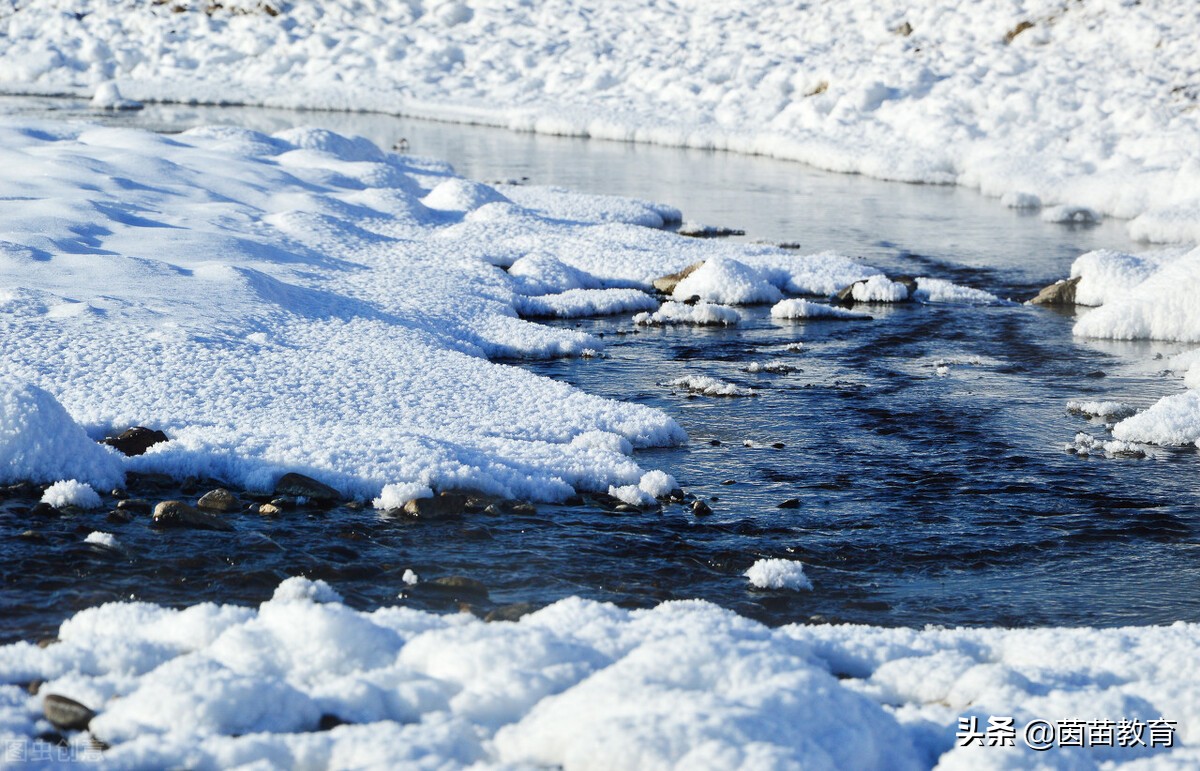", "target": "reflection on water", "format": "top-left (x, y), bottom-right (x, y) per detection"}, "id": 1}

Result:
top-left (1, 95), bottom-right (1196, 641)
